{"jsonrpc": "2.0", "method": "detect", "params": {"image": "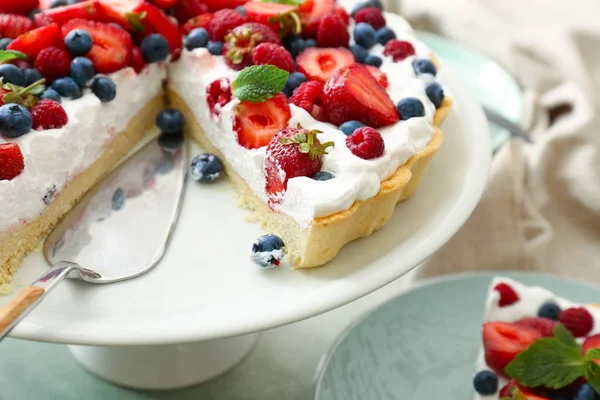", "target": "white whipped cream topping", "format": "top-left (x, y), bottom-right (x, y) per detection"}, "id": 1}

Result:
top-left (0, 63), bottom-right (166, 231)
top-left (169, 12), bottom-right (446, 228)
top-left (474, 277), bottom-right (600, 400)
